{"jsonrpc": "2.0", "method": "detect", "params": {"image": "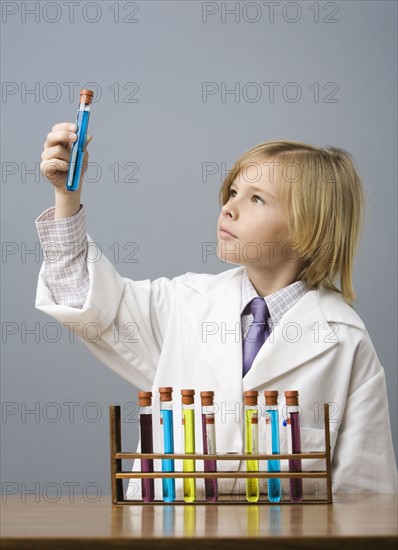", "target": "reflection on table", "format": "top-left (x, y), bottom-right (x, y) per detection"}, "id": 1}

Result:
top-left (1, 494), bottom-right (397, 549)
